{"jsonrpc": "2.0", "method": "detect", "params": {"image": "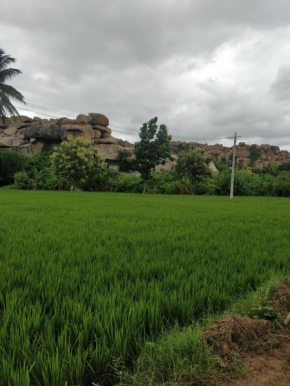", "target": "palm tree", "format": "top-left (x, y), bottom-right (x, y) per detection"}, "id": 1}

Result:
top-left (0, 48), bottom-right (25, 121)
